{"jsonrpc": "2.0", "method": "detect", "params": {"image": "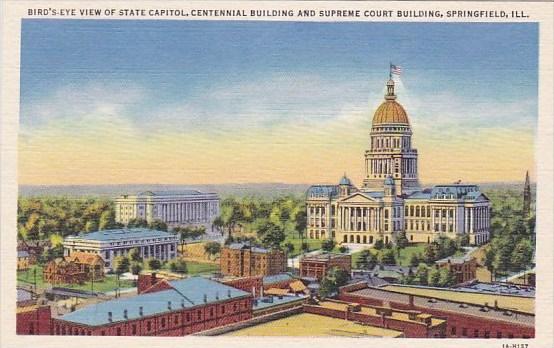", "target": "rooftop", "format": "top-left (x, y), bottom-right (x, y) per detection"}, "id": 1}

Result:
top-left (225, 313), bottom-right (403, 337)
top-left (134, 190), bottom-right (216, 197)
top-left (453, 282), bottom-right (535, 298)
top-left (346, 285), bottom-right (534, 326)
top-left (252, 294), bottom-right (306, 311)
top-left (262, 273), bottom-right (294, 285)
top-left (226, 242), bottom-right (272, 254)
top-left (58, 277), bottom-right (250, 326)
top-left (302, 253), bottom-right (351, 262)
top-left (65, 228), bottom-right (177, 242)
